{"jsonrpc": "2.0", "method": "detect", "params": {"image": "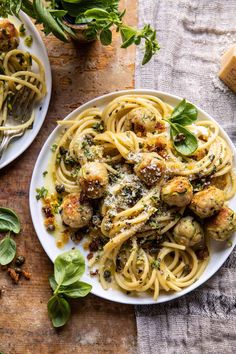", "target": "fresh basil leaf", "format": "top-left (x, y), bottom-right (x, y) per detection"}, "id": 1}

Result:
top-left (100, 29), bottom-right (112, 45)
top-left (171, 115), bottom-right (197, 126)
top-left (0, 236), bottom-right (16, 265)
top-left (142, 40), bottom-right (153, 65)
top-left (0, 208), bottom-right (21, 234)
top-left (54, 249), bottom-right (85, 287)
top-left (170, 99), bottom-right (198, 124)
top-left (49, 10), bottom-right (68, 18)
top-left (49, 275), bottom-right (58, 291)
top-left (120, 25), bottom-right (137, 42)
top-left (170, 123), bottom-right (198, 156)
top-left (170, 99), bottom-right (187, 119)
top-left (121, 35), bottom-right (135, 48)
top-left (33, 0), bottom-right (68, 42)
top-left (47, 295), bottom-right (71, 328)
top-left (59, 281), bottom-right (92, 298)
top-left (84, 8), bottom-right (109, 20)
